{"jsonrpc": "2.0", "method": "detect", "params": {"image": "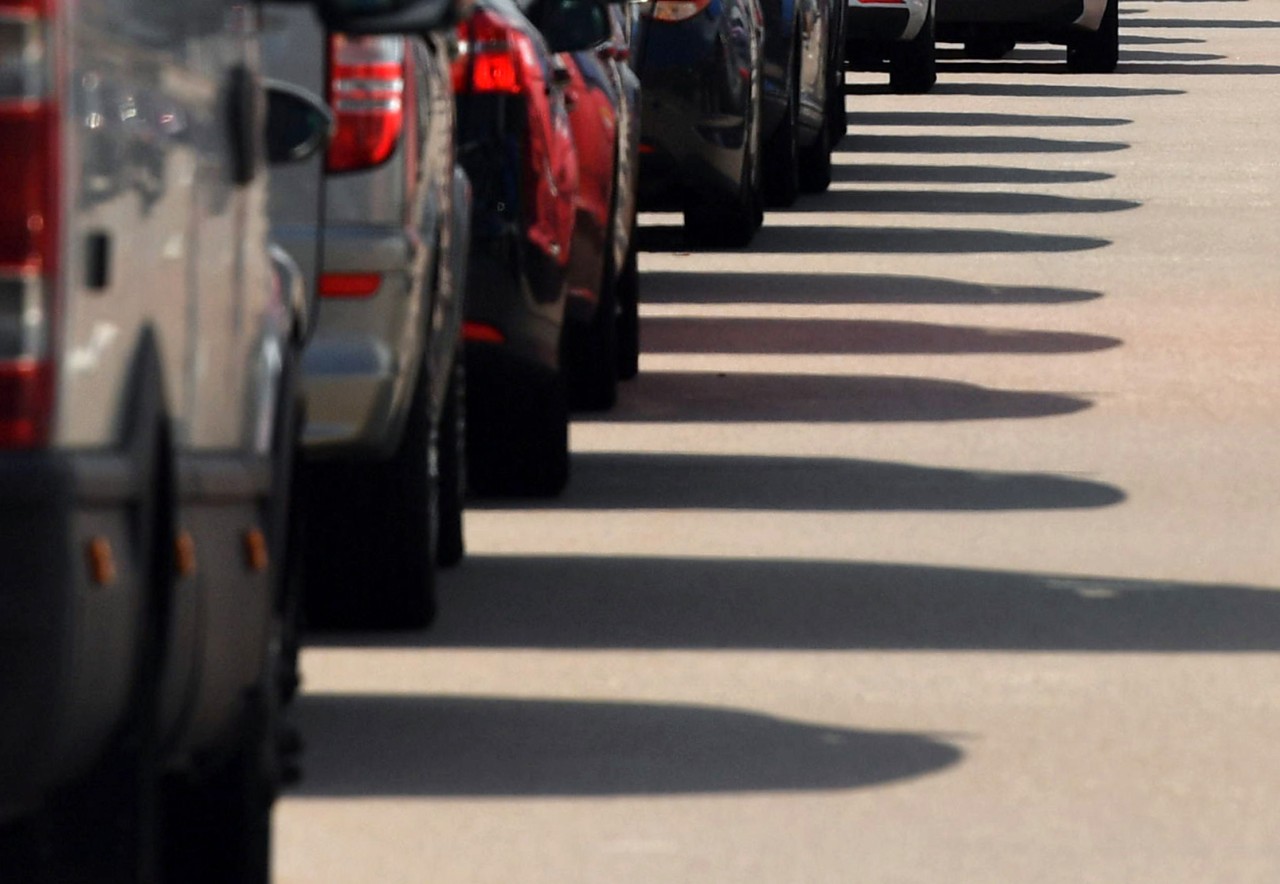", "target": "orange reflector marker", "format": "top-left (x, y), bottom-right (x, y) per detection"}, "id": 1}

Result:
top-left (243, 528), bottom-right (269, 573)
top-left (175, 530), bottom-right (197, 577)
top-left (463, 321), bottom-right (505, 344)
top-left (86, 537), bottom-right (116, 587)
top-left (638, 142), bottom-right (656, 155)
top-left (319, 272), bottom-right (382, 298)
